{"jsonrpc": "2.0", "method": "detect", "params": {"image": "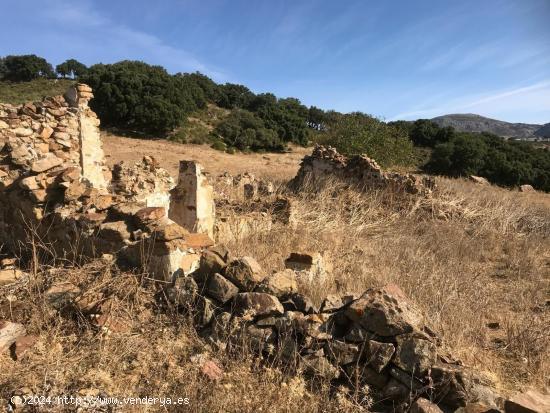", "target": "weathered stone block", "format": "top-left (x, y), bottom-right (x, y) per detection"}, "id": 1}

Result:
top-left (233, 293), bottom-right (284, 317)
top-left (225, 256), bottom-right (266, 291)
